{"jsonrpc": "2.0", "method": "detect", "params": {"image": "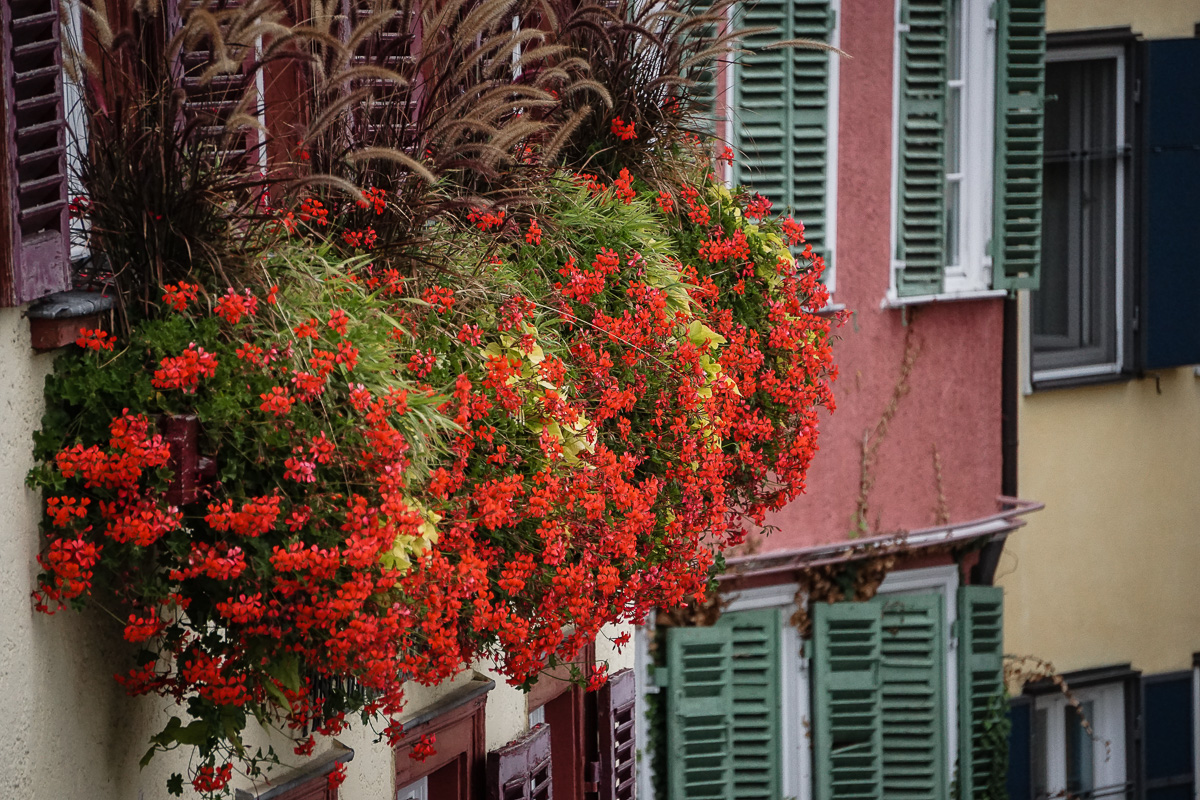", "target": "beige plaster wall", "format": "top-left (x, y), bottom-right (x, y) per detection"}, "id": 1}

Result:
top-left (999, 302), bottom-right (1200, 677)
top-left (1048, 0), bottom-right (1200, 38)
top-left (0, 304), bottom-right (635, 796)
